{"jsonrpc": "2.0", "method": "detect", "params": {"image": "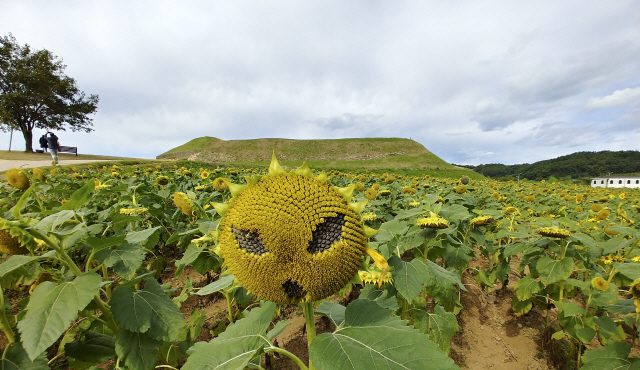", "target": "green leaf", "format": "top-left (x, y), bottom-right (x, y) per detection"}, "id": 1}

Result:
top-left (0, 342), bottom-right (48, 370)
top-left (536, 256), bottom-right (573, 285)
top-left (267, 319), bottom-right (290, 341)
top-left (17, 273), bottom-right (102, 361)
top-left (59, 181), bottom-right (95, 211)
top-left (182, 301), bottom-right (277, 370)
top-left (439, 204), bottom-right (470, 221)
top-left (359, 284), bottom-right (399, 311)
top-left (503, 242), bottom-right (527, 258)
top-left (376, 219), bottom-right (409, 244)
top-left (594, 316), bottom-right (625, 342)
top-left (64, 331), bottom-right (115, 362)
top-left (575, 324), bottom-right (595, 344)
top-left (511, 296), bottom-right (533, 316)
top-left (443, 243), bottom-right (474, 270)
top-left (35, 210), bottom-right (75, 232)
top-left (309, 299), bottom-right (458, 370)
top-left (175, 243), bottom-right (204, 277)
top-left (601, 236), bottom-right (634, 255)
top-left (110, 278), bottom-right (186, 342)
top-left (12, 186), bottom-right (35, 219)
top-left (0, 255), bottom-right (35, 278)
top-left (613, 262), bottom-right (640, 281)
top-left (411, 305), bottom-right (458, 354)
top-left (125, 226), bottom-right (161, 244)
top-left (591, 281), bottom-right (619, 307)
top-left (555, 301), bottom-right (585, 316)
top-left (115, 329), bottom-right (161, 370)
top-left (514, 275), bottom-right (544, 301)
top-left (85, 235), bottom-right (126, 252)
top-left (194, 274), bottom-right (235, 296)
top-left (389, 256), bottom-right (429, 302)
top-left (315, 301), bottom-right (346, 327)
top-left (188, 308), bottom-right (207, 342)
top-left (569, 233), bottom-right (597, 249)
top-left (95, 243), bottom-right (146, 280)
top-left (604, 225), bottom-right (637, 236)
top-left (581, 342), bottom-right (640, 370)
top-left (605, 299), bottom-right (636, 315)
top-left (61, 228), bottom-right (87, 250)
